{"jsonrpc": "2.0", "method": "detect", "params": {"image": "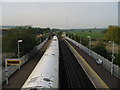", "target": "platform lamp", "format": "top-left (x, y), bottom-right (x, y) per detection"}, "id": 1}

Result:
top-left (109, 41), bottom-right (115, 75)
top-left (80, 35), bottom-right (82, 43)
top-left (73, 34), bottom-right (75, 40)
top-left (87, 36), bottom-right (91, 56)
top-left (17, 40), bottom-right (23, 70)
